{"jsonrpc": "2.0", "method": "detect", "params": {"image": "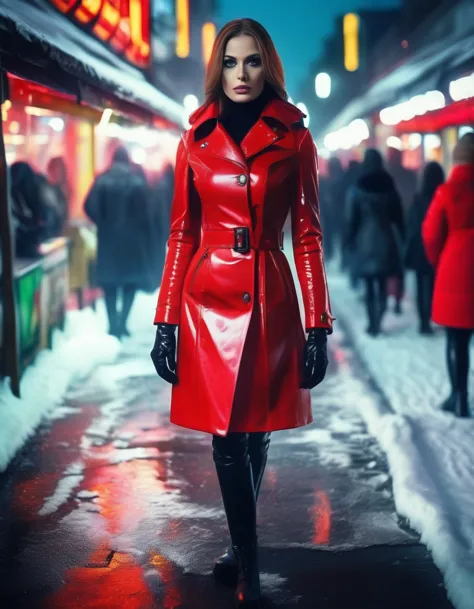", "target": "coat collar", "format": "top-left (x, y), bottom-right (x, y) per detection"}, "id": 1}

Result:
top-left (449, 163), bottom-right (474, 182)
top-left (188, 98), bottom-right (305, 163)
